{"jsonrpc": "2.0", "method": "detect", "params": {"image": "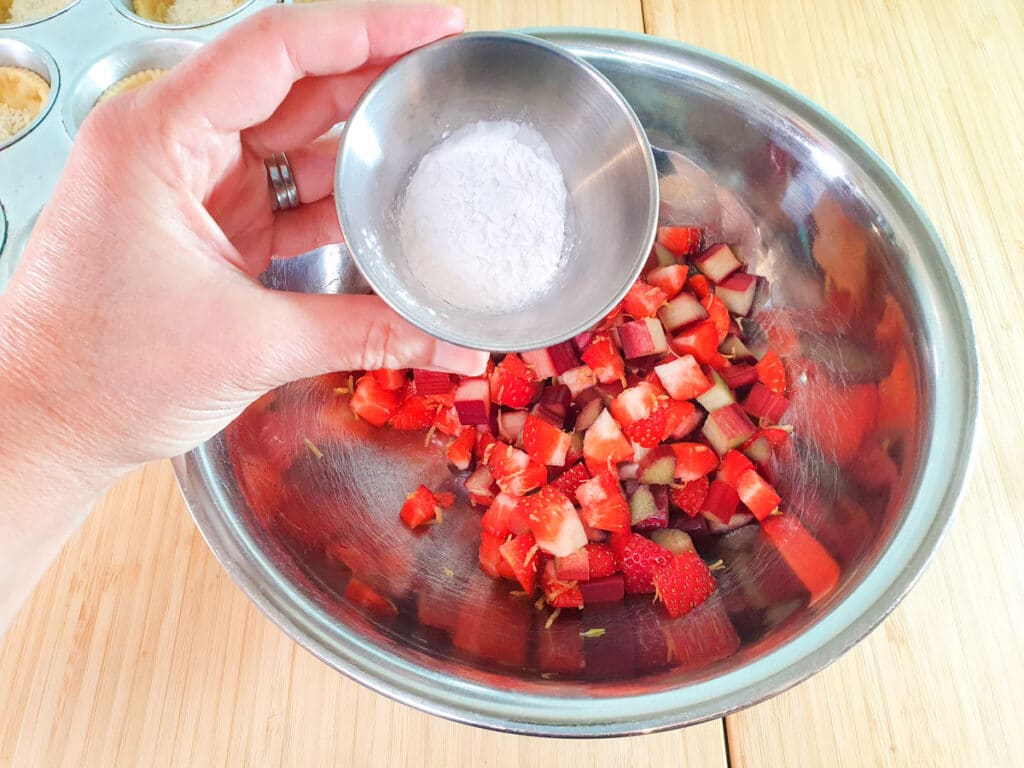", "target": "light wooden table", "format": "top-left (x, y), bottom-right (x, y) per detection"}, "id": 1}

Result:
top-left (3, 1), bottom-right (1022, 765)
